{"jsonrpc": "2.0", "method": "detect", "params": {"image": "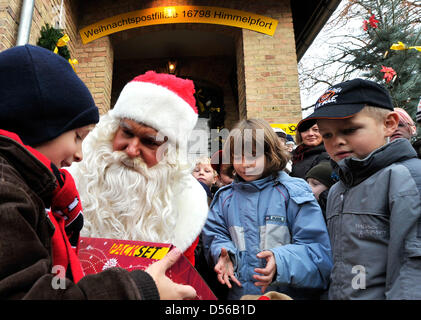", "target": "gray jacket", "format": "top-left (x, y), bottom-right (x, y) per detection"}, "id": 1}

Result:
top-left (326, 138), bottom-right (421, 300)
